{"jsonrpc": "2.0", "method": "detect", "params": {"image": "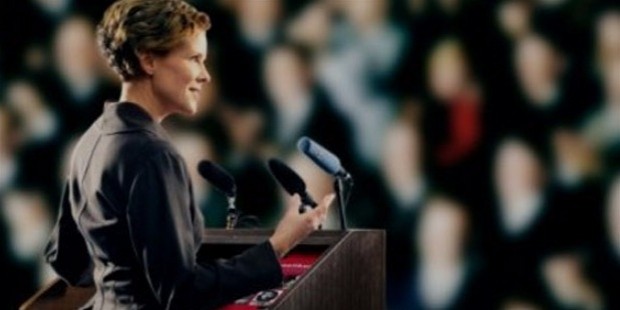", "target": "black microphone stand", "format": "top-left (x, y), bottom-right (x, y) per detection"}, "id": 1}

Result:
top-left (225, 196), bottom-right (238, 230)
top-left (334, 173), bottom-right (353, 230)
